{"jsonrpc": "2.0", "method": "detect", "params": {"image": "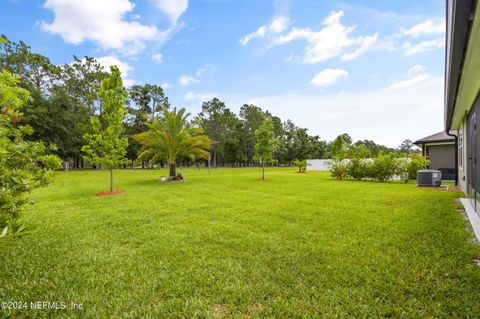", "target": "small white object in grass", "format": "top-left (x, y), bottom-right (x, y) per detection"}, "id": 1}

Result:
top-left (161, 176), bottom-right (166, 183)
